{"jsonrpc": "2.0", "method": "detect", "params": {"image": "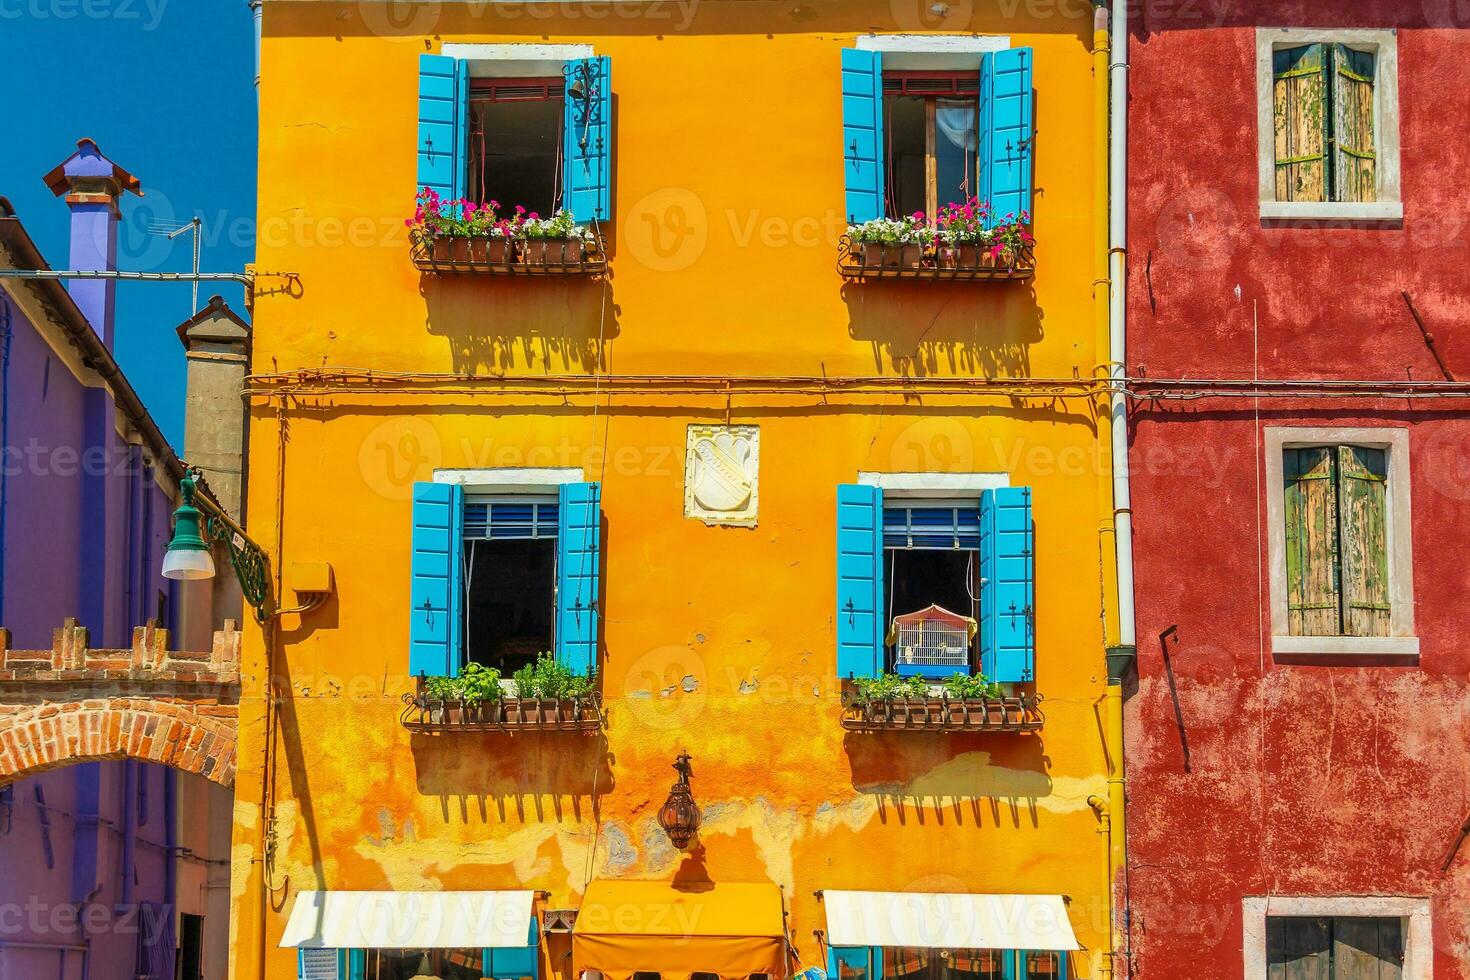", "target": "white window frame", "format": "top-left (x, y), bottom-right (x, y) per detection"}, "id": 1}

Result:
top-left (858, 471), bottom-right (1010, 500)
top-left (441, 42), bottom-right (594, 78)
top-left (1255, 28), bottom-right (1402, 222)
top-left (433, 467), bottom-right (584, 494)
top-left (1242, 896), bottom-right (1431, 980)
top-left (1263, 427), bottom-right (1416, 656)
top-left (855, 33), bottom-right (1011, 70)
